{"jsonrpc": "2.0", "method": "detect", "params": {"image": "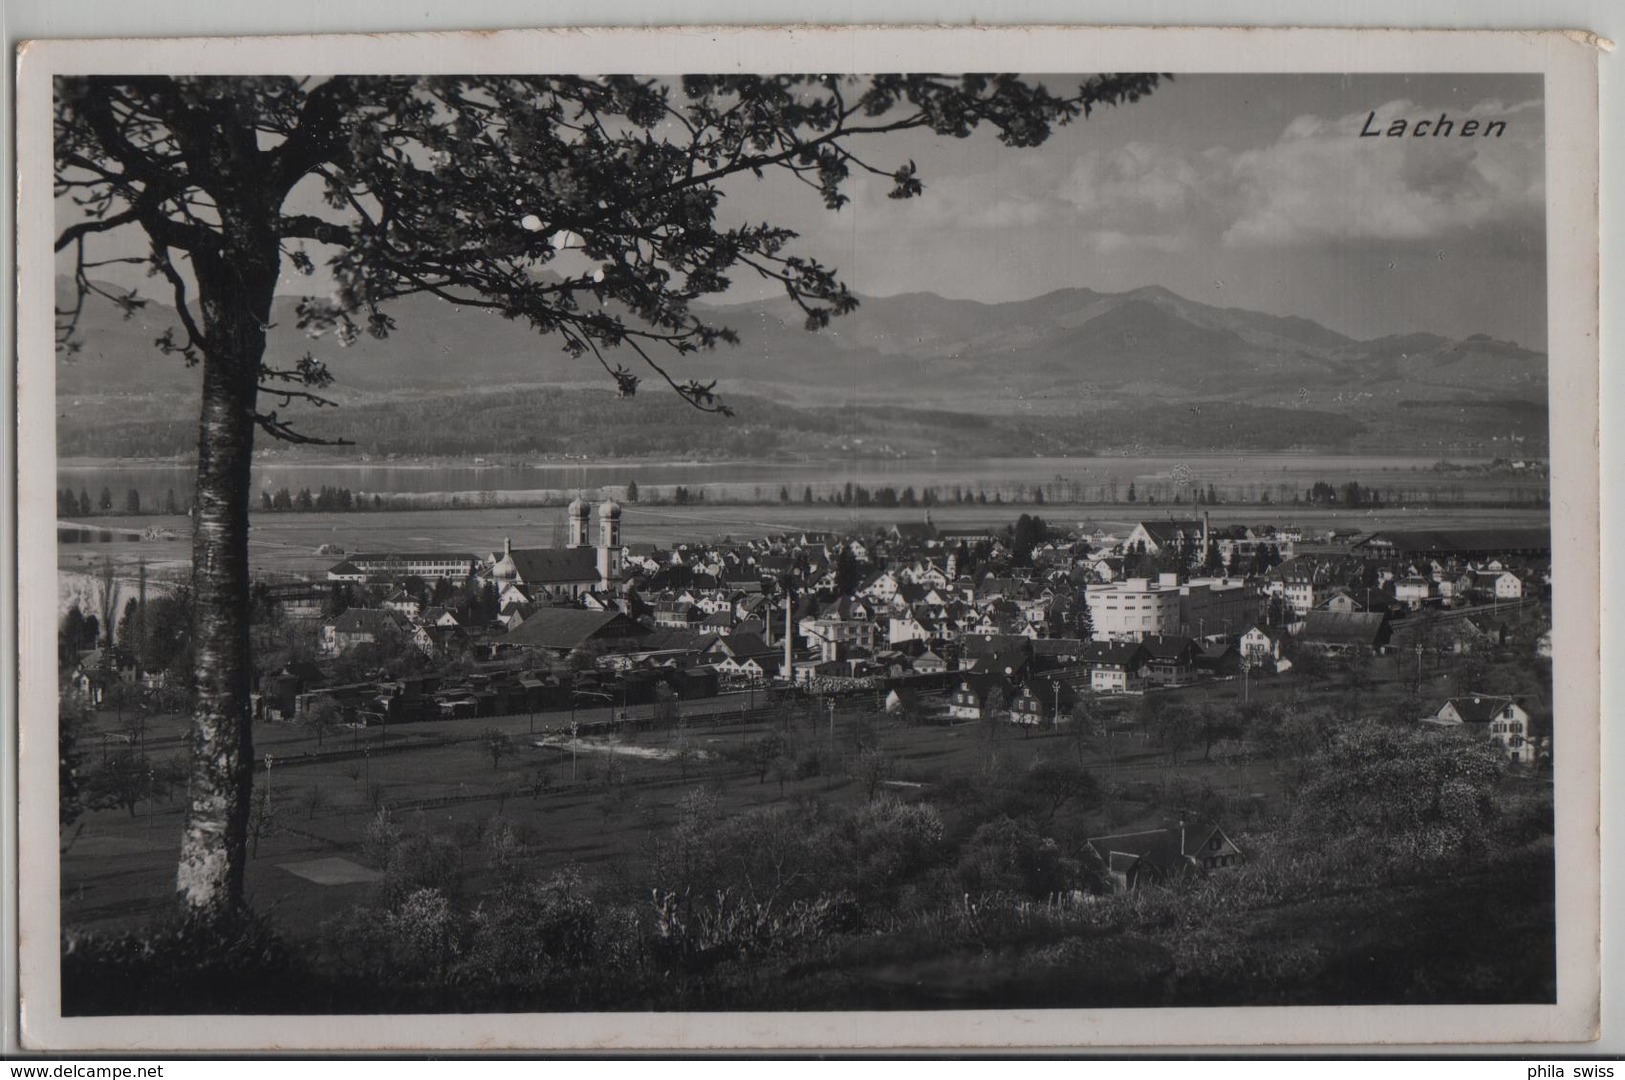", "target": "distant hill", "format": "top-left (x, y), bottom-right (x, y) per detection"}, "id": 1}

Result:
top-left (52, 275), bottom-right (1548, 455)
